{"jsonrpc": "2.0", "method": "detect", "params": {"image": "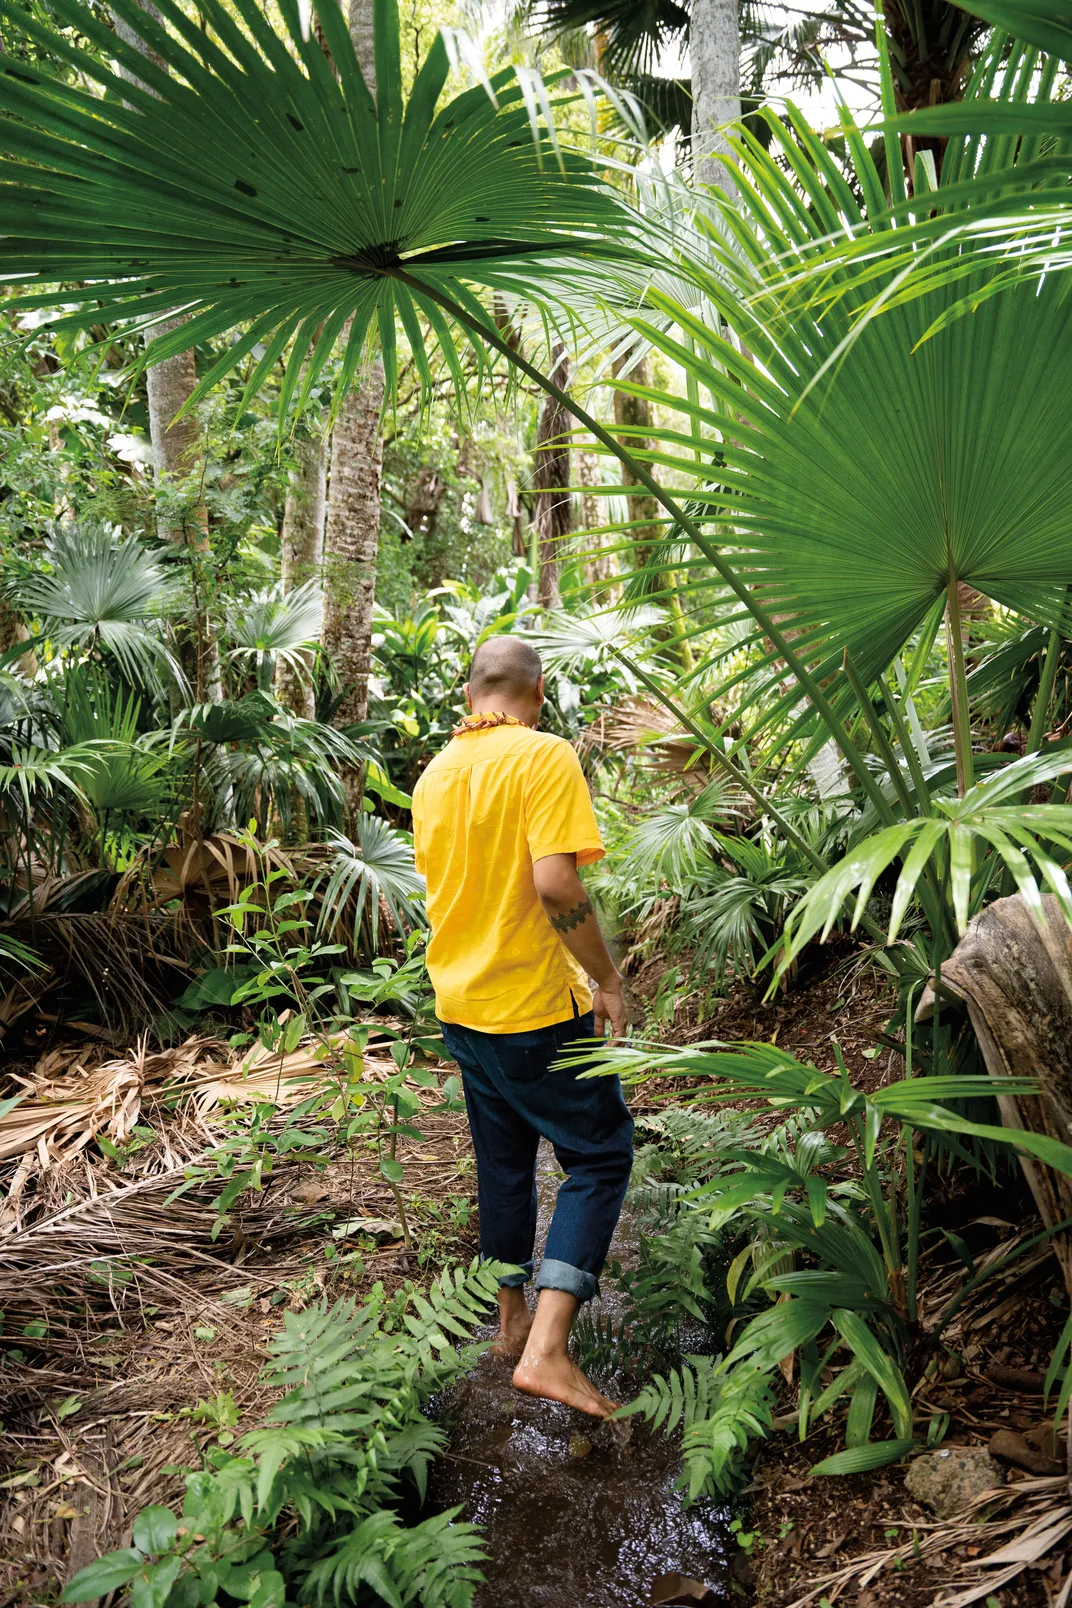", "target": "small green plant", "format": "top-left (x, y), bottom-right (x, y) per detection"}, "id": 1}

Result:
top-left (729, 1518), bottom-right (762, 1554)
top-left (63, 1261), bottom-right (509, 1608)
